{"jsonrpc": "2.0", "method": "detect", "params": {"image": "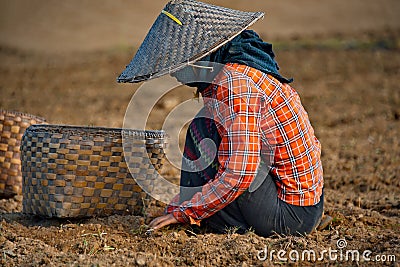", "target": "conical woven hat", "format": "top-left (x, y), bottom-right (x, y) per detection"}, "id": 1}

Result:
top-left (117, 0), bottom-right (264, 83)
